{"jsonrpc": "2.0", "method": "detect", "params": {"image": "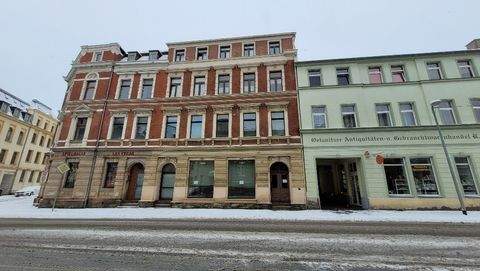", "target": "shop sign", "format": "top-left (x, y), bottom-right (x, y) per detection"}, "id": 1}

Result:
top-left (63, 151), bottom-right (86, 157)
top-left (111, 151), bottom-right (135, 156)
